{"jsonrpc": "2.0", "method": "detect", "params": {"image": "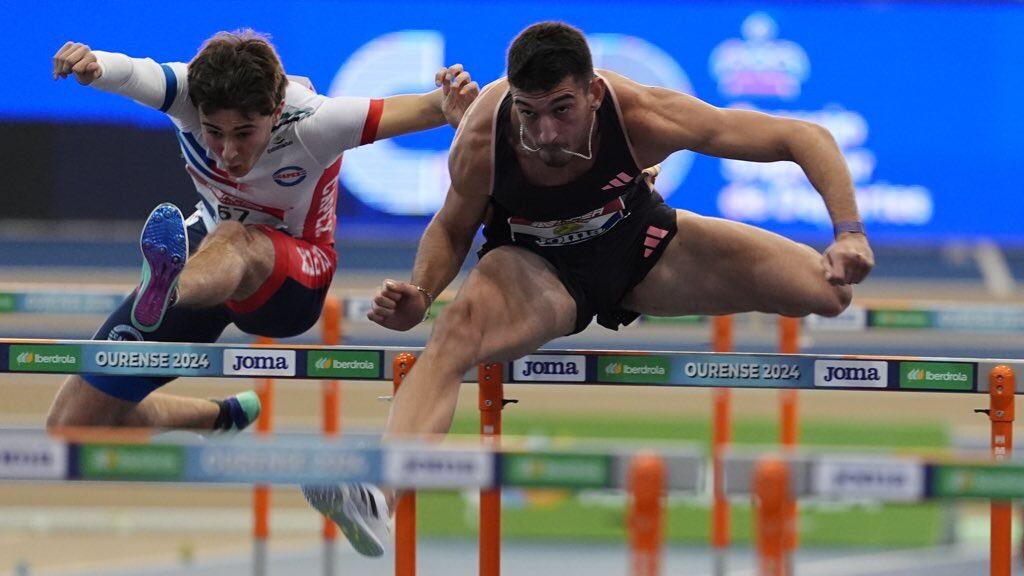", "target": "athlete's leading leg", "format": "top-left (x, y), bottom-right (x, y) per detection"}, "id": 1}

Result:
top-left (305, 246), bottom-right (577, 556)
top-left (622, 210), bottom-right (851, 317)
top-left (132, 204), bottom-right (276, 333)
top-left (175, 220), bottom-right (275, 307)
top-left (386, 246), bottom-right (577, 438)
